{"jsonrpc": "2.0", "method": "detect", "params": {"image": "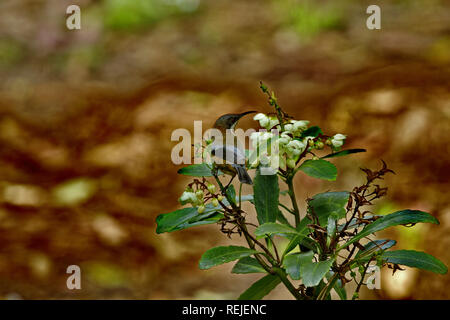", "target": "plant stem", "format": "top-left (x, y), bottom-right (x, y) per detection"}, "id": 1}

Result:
top-left (213, 166), bottom-right (304, 300)
top-left (317, 271), bottom-right (339, 300)
top-left (213, 173), bottom-right (277, 265)
top-left (352, 259), bottom-right (372, 300)
top-left (286, 174), bottom-right (301, 227)
top-left (272, 267), bottom-right (304, 300)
